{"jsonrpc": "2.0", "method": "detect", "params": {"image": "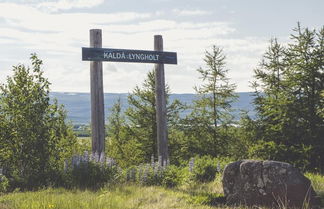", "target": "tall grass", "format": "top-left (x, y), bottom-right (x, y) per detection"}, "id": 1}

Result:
top-left (306, 172), bottom-right (324, 207)
top-left (0, 185), bottom-right (223, 209)
top-left (306, 173), bottom-right (324, 193)
top-left (1, 173), bottom-right (323, 209)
